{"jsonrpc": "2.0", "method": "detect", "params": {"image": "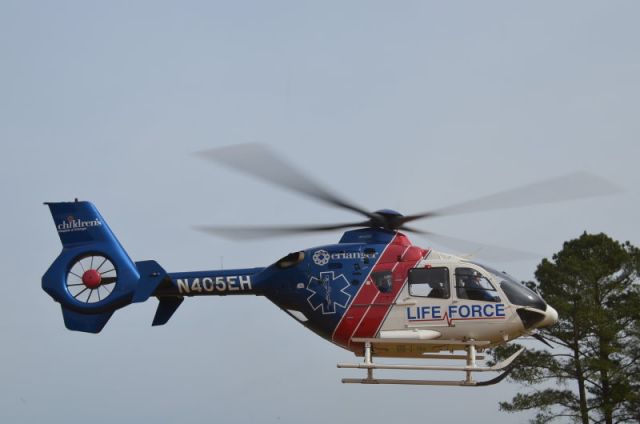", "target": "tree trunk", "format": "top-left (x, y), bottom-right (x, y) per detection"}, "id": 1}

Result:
top-left (601, 369), bottom-right (612, 424)
top-left (574, 341), bottom-right (590, 424)
top-left (599, 336), bottom-right (613, 424)
top-left (595, 278), bottom-right (614, 424)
